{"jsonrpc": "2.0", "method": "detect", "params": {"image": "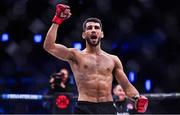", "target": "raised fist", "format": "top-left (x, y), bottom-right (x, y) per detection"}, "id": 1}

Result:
top-left (52, 4), bottom-right (71, 25)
